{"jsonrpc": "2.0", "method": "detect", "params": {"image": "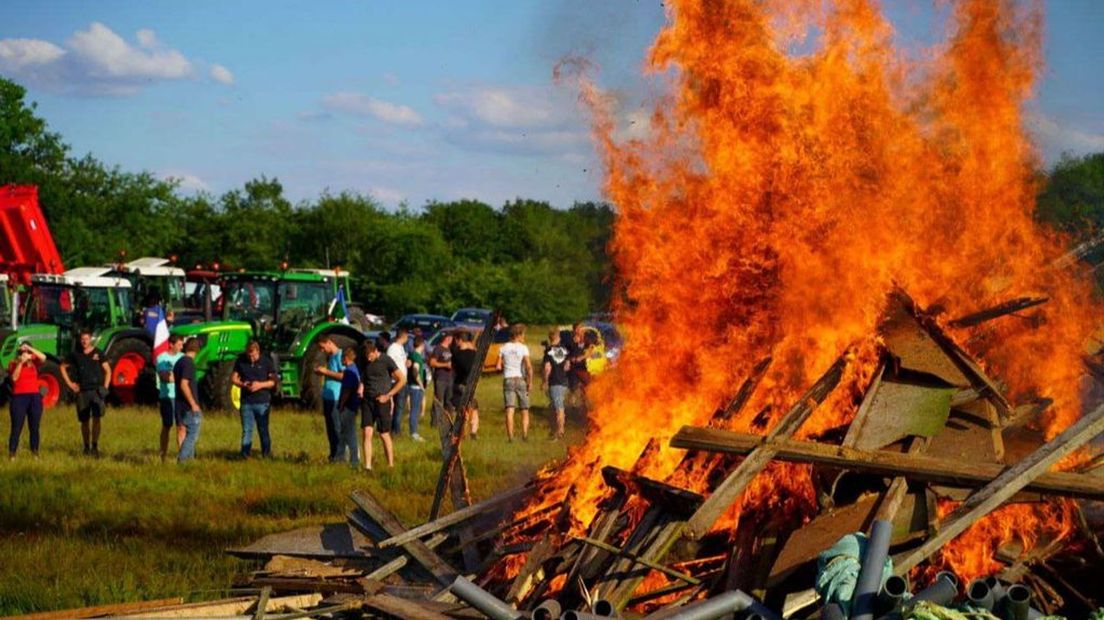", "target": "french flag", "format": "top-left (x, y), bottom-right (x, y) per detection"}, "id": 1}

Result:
top-left (150, 306), bottom-right (170, 358)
